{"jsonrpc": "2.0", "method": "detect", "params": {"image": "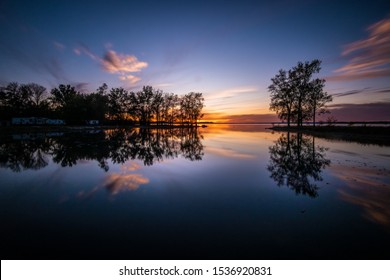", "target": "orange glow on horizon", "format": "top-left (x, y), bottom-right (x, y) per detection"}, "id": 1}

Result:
top-left (202, 110), bottom-right (279, 123)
